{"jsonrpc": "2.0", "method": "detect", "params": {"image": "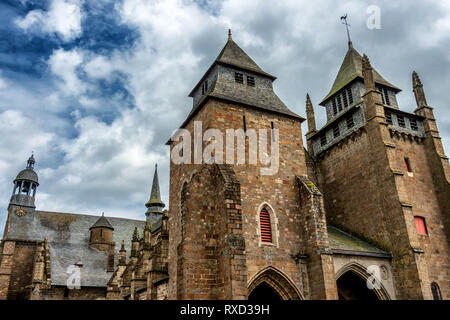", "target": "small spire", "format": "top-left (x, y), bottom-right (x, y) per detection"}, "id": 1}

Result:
top-left (120, 240), bottom-right (125, 251)
top-left (305, 93), bottom-right (316, 133)
top-left (412, 71), bottom-right (422, 88)
top-left (102, 212), bottom-right (104, 217)
top-left (145, 163), bottom-right (165, 211)
top-left (362, 54), bottom-right (375, 91)
top-left (132, 227), bottom-right (139, 242)
top-left (228, 29), bottom-right (232, 41)
top-left (306, 93), bottom-right (313, 110)
top-left (26, 153), bottom-right (35, 170)
top-left (412, 71), bottom-right (428, 108)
